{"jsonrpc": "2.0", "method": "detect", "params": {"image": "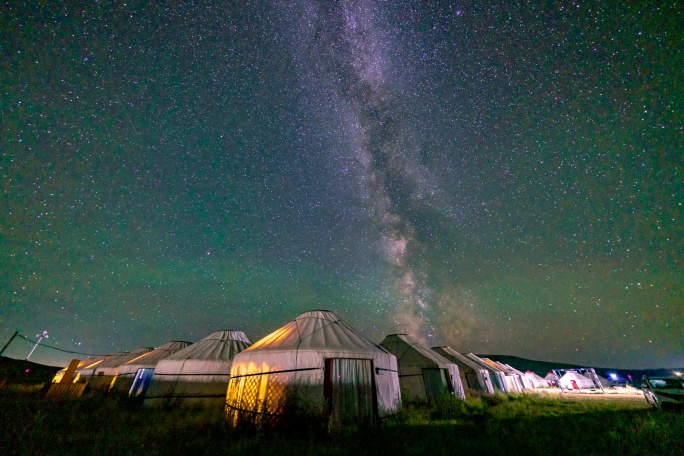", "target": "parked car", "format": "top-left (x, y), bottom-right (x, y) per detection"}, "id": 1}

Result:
top-left (641, 376), bottom-right (684, 410)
